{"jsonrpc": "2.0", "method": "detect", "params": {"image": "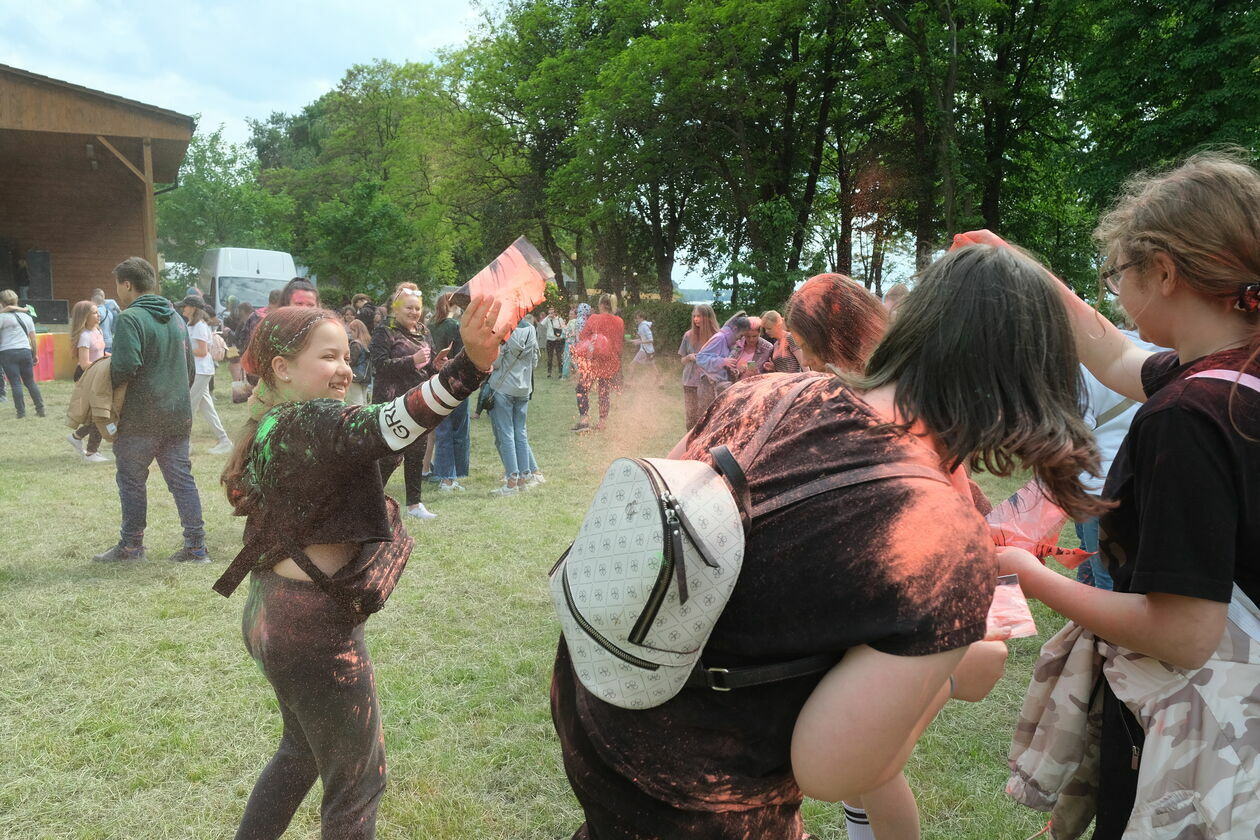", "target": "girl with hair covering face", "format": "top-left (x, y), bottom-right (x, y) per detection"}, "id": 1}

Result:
top-left (552, 245), bottom-right (1104, 840)
top-left (219, 296), bottom-right (511, 839)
